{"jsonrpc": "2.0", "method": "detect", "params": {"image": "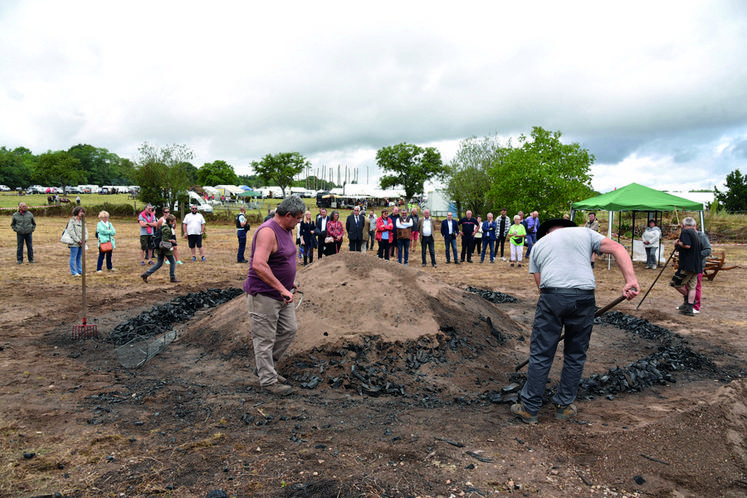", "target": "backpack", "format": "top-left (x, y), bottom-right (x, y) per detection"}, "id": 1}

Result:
top-left (150, 228), bottom-right (163, 250)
